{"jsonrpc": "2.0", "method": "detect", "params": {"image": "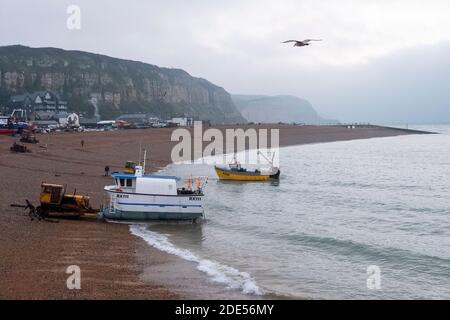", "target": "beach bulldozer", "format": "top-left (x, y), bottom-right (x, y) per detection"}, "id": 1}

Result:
top-left (20, 130), bottom-right (39, 144)
top-left (10, 142), bottom-right (31, 153)
top-left (38, 183), bottom-right (97, 217)
top-left (11, 183), bottom-right (98, 220)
